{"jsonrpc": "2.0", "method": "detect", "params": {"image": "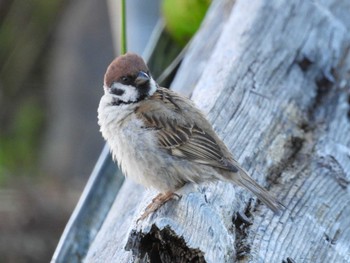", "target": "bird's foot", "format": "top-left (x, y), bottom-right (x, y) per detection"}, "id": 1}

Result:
top-left (137, 192), bottom-right (180, 223)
